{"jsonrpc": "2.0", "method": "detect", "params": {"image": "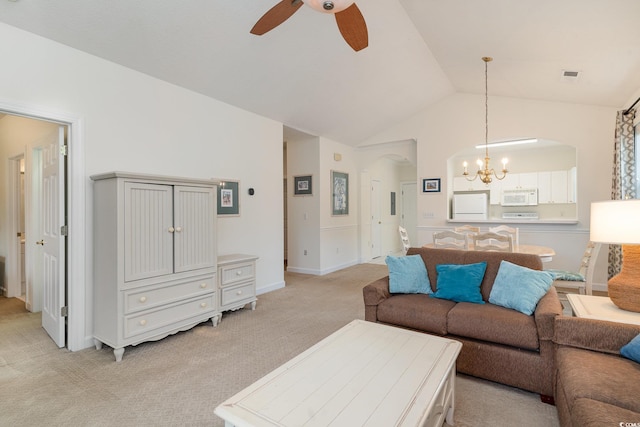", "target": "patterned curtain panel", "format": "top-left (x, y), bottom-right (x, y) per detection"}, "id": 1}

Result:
top-left (608, 108), bottom-right (636, 278)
